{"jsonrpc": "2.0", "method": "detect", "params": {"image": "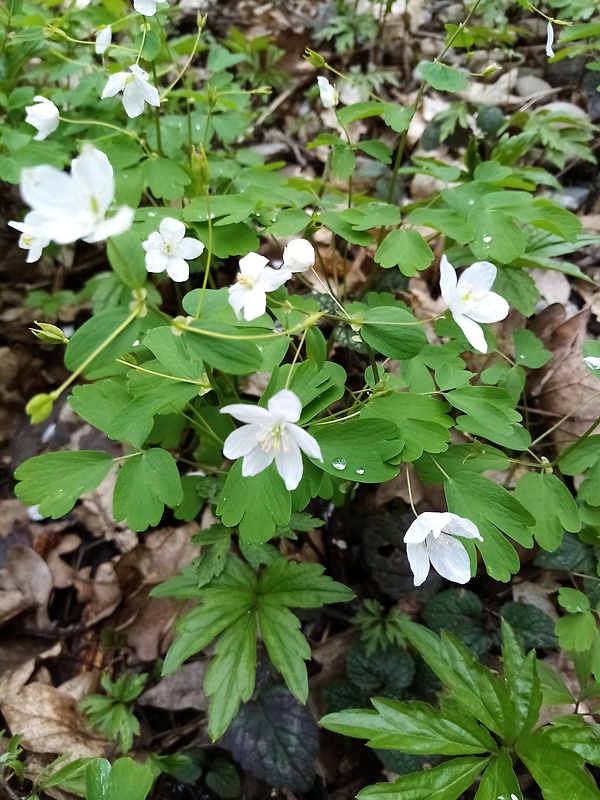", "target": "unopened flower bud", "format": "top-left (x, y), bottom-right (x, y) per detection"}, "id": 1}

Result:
top-left (30, 321), bottom-right (68, 345)
top-left (26, 393), bottom-right (54, 424)
top-left (305, 49), bottom-right (326, 68)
